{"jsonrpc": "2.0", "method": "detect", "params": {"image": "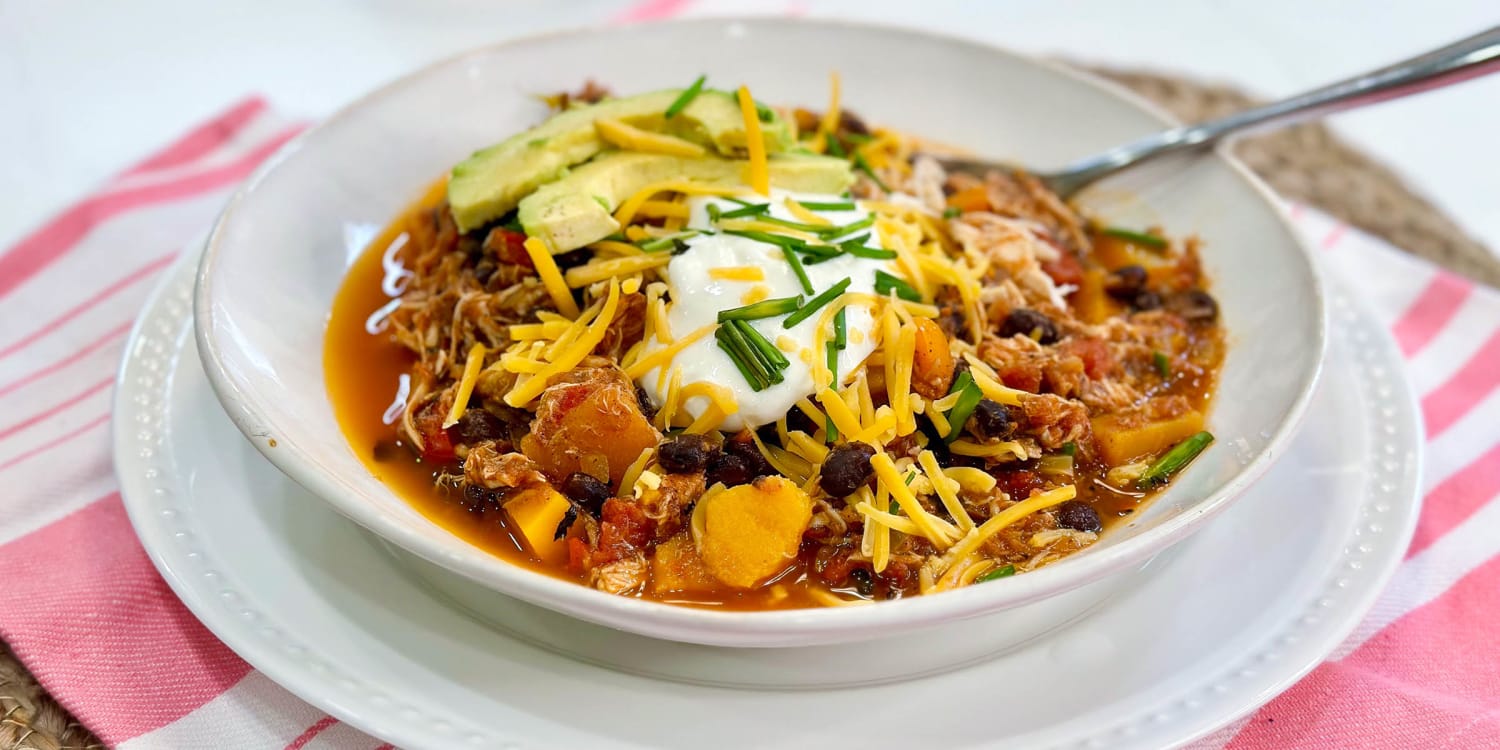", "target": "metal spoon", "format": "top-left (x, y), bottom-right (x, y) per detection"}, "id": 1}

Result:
top-left (926, 26), bottom-right (1500, 199)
